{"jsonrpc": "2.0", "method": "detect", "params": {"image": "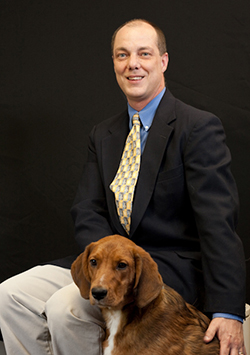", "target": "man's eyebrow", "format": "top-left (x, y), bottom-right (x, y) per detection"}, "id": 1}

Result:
top-left (114, 47), bottom-right (128, 52)
top-left (138, 46), bottom-right (154, 51)
top-left (114, 46), bottom-right (154, 52)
